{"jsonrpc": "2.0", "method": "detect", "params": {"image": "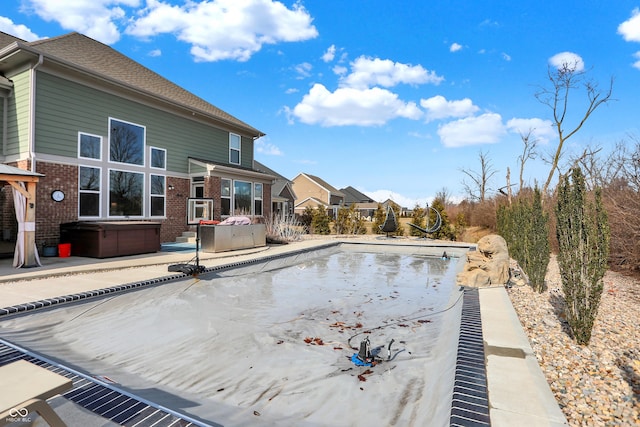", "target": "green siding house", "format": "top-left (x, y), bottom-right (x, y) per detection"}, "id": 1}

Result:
top-left (0, 31), bottom-right (274, 246)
